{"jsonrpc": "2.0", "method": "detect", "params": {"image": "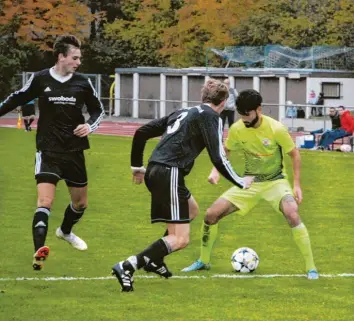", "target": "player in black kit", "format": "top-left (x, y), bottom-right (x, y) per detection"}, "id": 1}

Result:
top-left (0, 35), bottom-right (105, 270)
top-left (112, 78), bottom-right (254, 292)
